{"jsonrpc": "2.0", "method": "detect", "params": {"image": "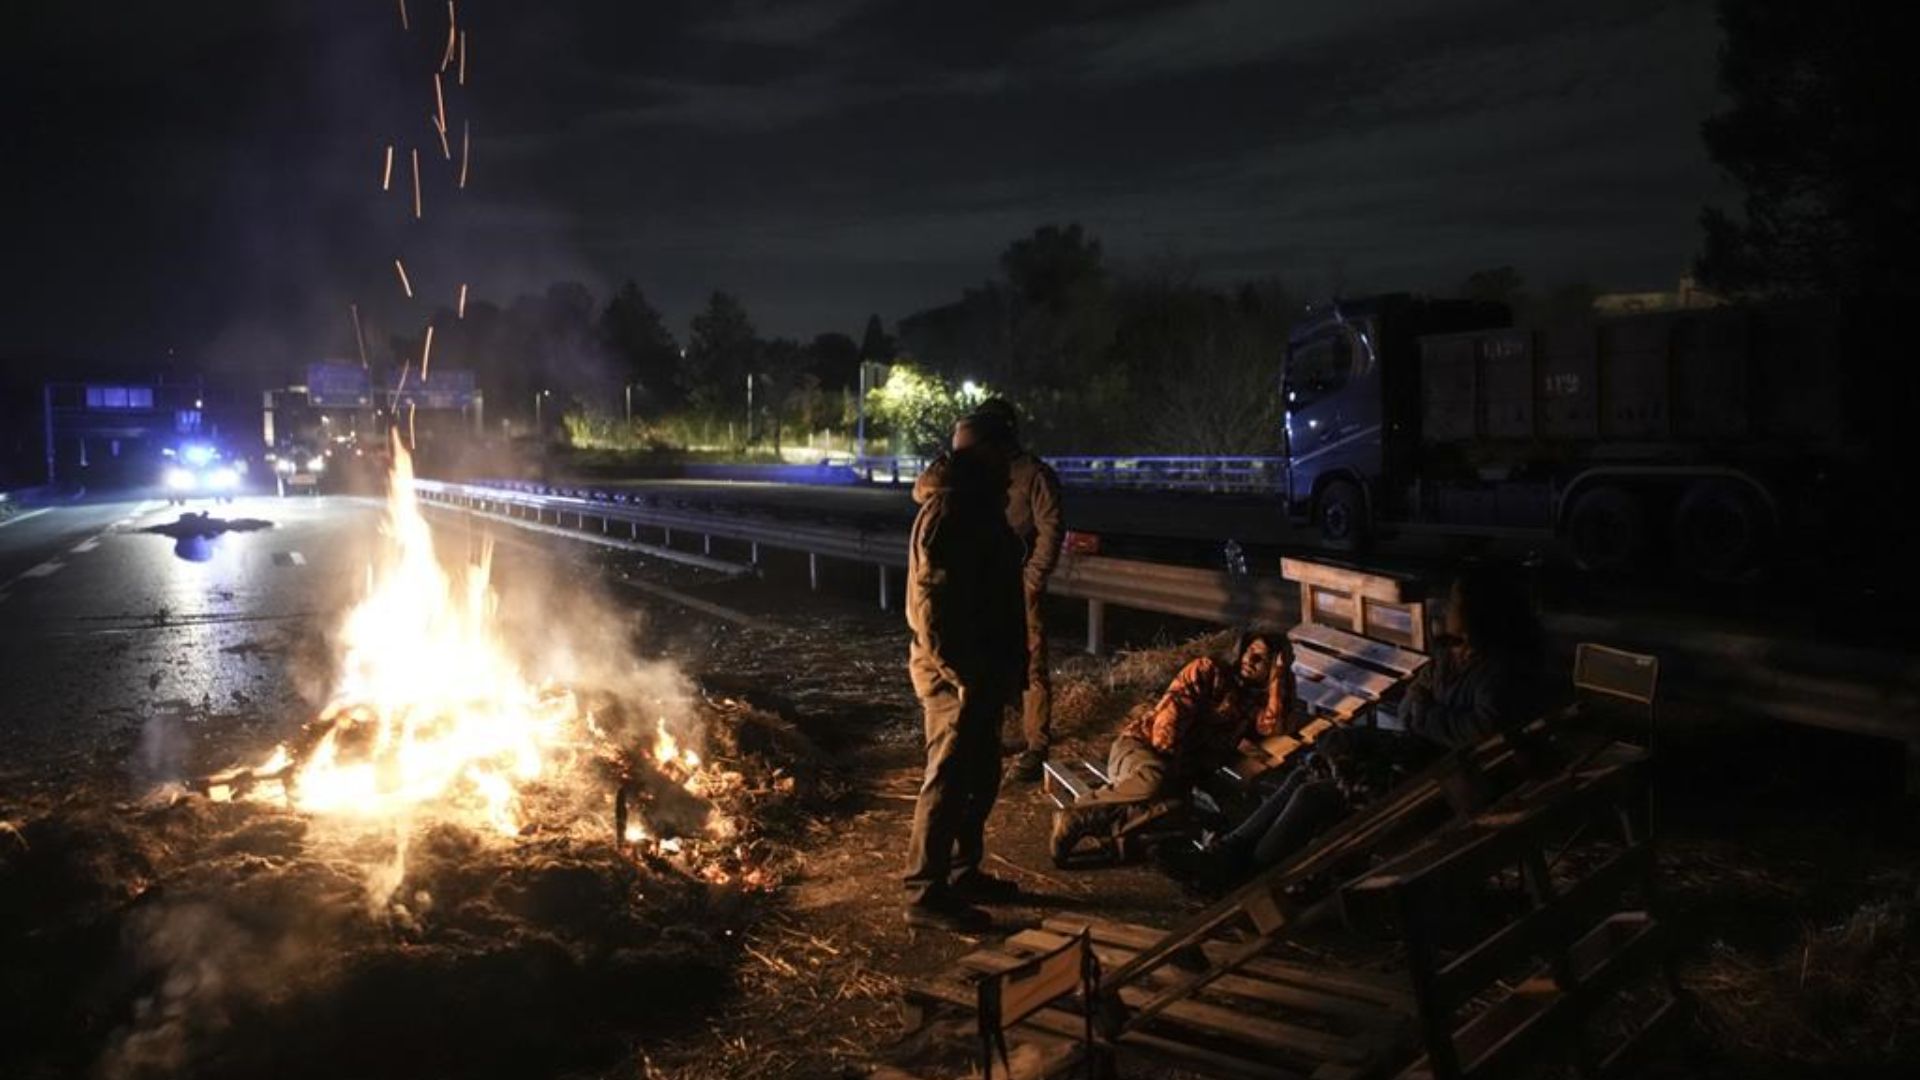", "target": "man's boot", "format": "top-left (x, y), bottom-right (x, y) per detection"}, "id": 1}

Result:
top-left (1048, 802), bottom-right (1123, 866)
